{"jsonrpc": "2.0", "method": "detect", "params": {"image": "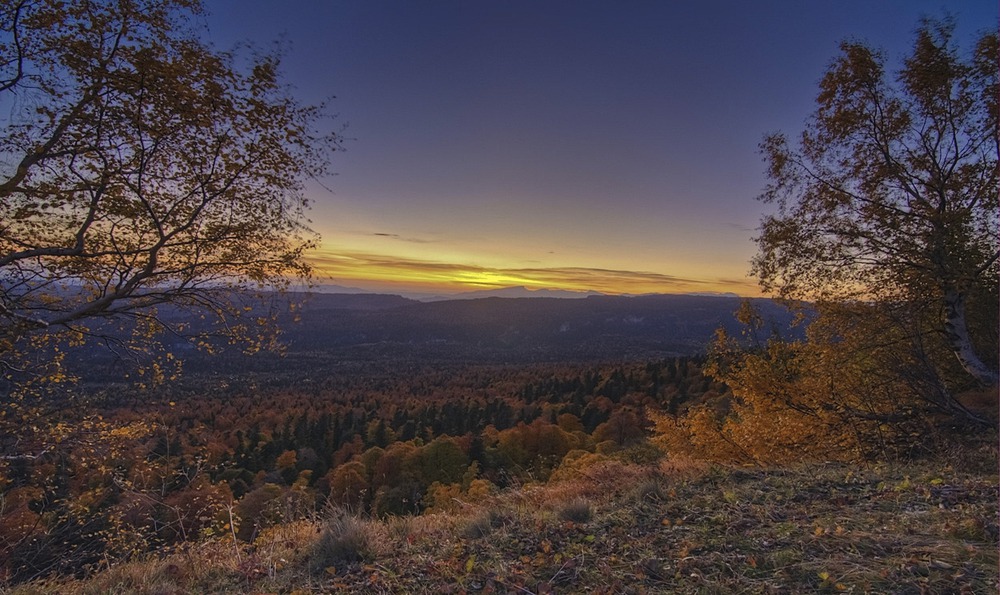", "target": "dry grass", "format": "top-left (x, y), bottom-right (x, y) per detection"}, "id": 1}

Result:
top-left (557, 498), bottom-right (593, 524)
top-left (309, 511), bottom-right (373, 573)
top-left (7, 445), bottom-right (998, 594)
